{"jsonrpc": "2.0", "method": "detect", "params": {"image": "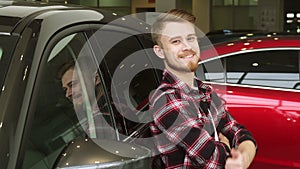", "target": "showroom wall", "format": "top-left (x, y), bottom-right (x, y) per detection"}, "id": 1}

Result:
top-left (210, 0), bottom-right (283, 32)
top-left (193, 0), bottom-right (210, 34)
top-left (154, 0), bottom-right (210, 33)
top-left (131, 0), bottom-right (155, 14)
top-left (39, 0), bottom-right (290, 33)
